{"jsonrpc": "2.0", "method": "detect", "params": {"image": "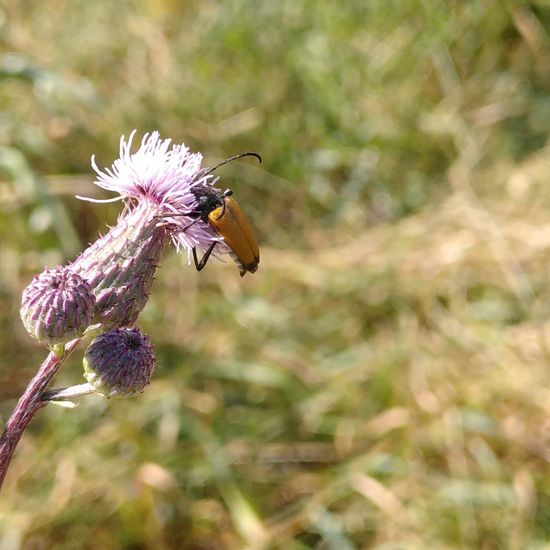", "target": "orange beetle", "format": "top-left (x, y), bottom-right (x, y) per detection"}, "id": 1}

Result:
top-left (188, 153), bottom-right (261, 277)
